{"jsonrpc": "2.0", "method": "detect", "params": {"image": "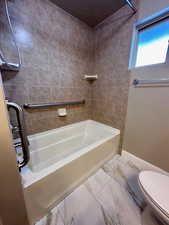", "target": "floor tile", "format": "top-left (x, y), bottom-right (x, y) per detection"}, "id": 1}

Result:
top-left (36, 154), bottom-right (163, 225)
